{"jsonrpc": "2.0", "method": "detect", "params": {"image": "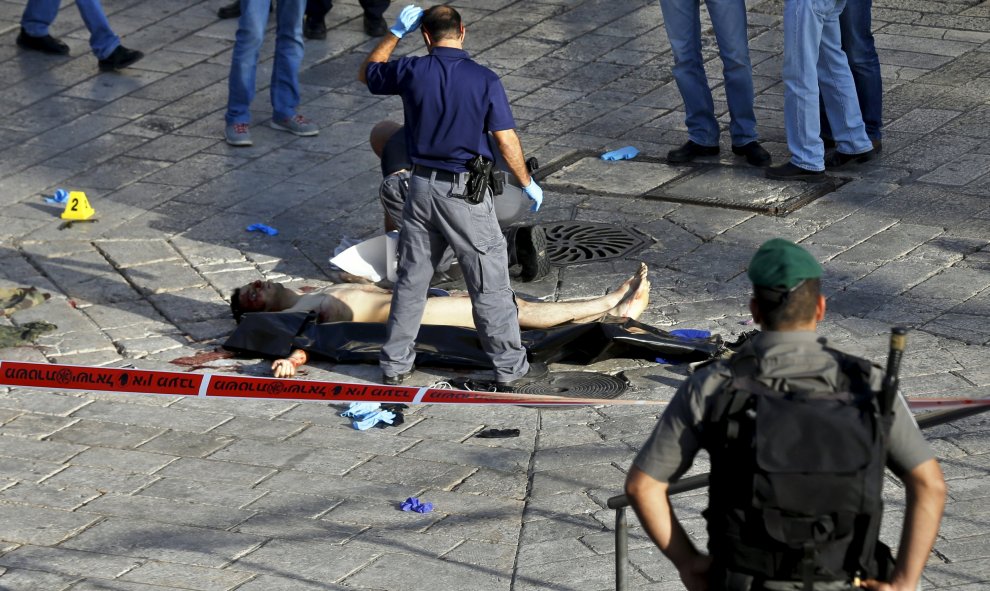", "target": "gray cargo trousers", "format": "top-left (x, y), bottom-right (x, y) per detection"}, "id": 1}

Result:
top-left (379, 168), bottom-right (529, 383)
